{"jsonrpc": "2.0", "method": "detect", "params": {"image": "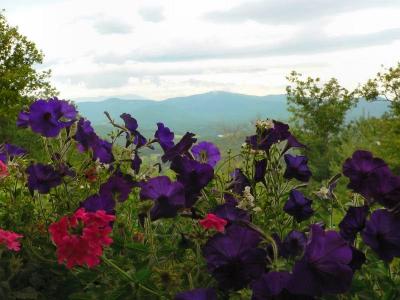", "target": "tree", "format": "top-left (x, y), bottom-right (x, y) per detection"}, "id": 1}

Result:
top-left (0, 11), bottom-right (57, 146)
top-left (286, 71), bottom-right (357, 181)
top-left (361, 62), bottom-right (400, 116)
